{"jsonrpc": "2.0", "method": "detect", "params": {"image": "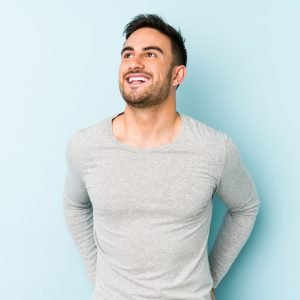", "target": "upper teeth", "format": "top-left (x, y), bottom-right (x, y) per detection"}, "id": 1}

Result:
top-left (128, 76), bottom-right (148, 83)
